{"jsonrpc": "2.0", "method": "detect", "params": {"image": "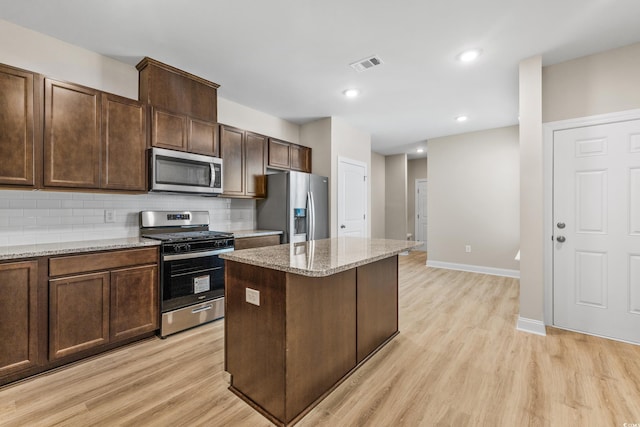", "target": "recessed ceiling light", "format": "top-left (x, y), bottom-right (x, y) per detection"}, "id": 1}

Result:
top-left (457, 49), bottom-right (482, 63)
top-left (455, 115), bottom-right (468, 122)
top-left (417, 148), bottom-right (424, 153)
top-left (343, 89), bottom-right (359, 98)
